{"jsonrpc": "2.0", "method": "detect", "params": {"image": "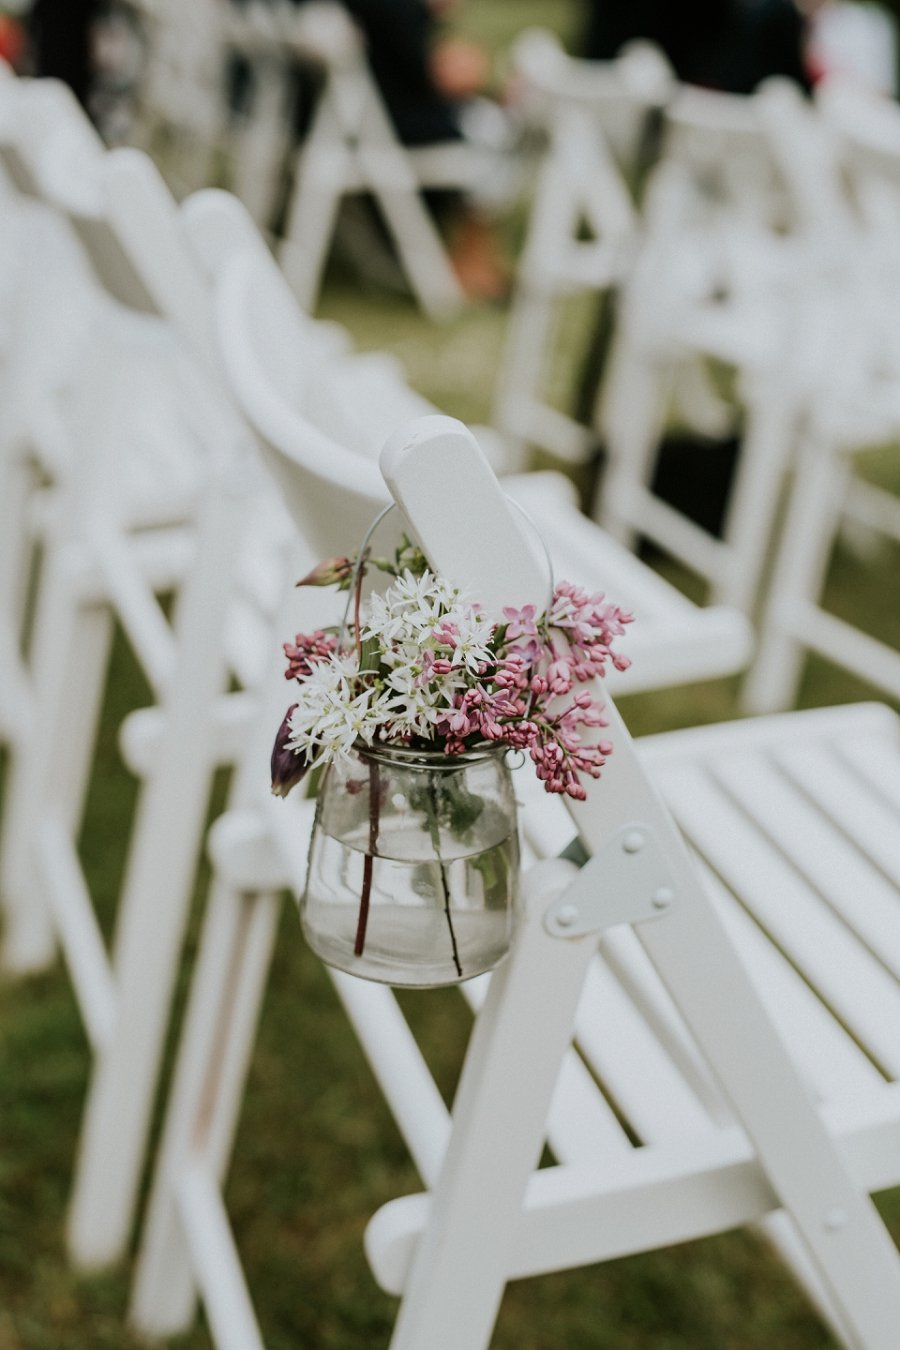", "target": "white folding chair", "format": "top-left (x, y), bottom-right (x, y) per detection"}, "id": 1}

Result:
top-left (57, 158), bottom-right (743, 1287)
top-left (275, 0), bottom-right (497, 318)
top-left (0, 85), bottom-right (294, 1280)
top-left (129, 408), bottom-right (900, 1350)
top-left (183, 198), bottom-right (754, 686)
top-left (491, 34), bottom-right (668, 468)
top-left (741, 80), bottom-right (900, 714)
top-left (123, 234), bottom-right (762, 1344)
top-left (0, 78), bottom-right (101, 772)
top-left (126, 0), bottom-right (236, 198)
top-left (595, 81), bottom-right (813, 613)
